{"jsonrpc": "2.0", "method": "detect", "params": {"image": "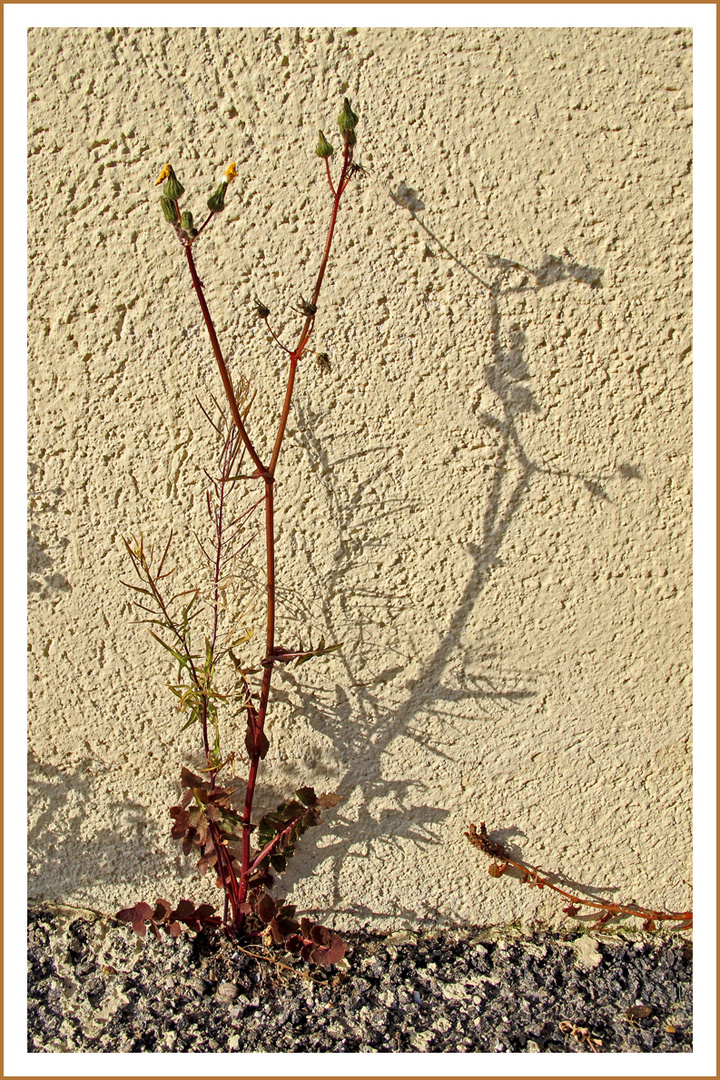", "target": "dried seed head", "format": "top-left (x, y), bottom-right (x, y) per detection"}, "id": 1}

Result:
top-left (316, 353), bottom-right (332, 375)
top-left (295, 298), bottom-right (317, 318)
